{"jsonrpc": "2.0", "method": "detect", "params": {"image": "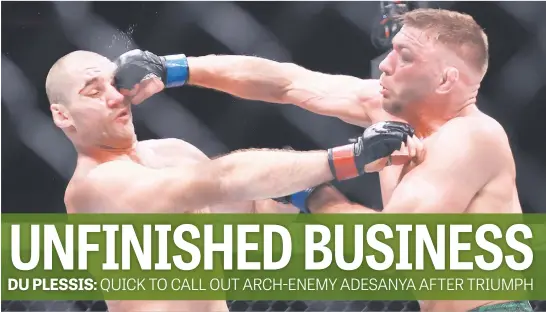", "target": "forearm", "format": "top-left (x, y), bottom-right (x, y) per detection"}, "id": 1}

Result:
top-left (187, 55), bottom-right (301, 104)
top-left (307, 185), bottom-right (378, 214)
top-left (212, 149), bottom-right (334, 202)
